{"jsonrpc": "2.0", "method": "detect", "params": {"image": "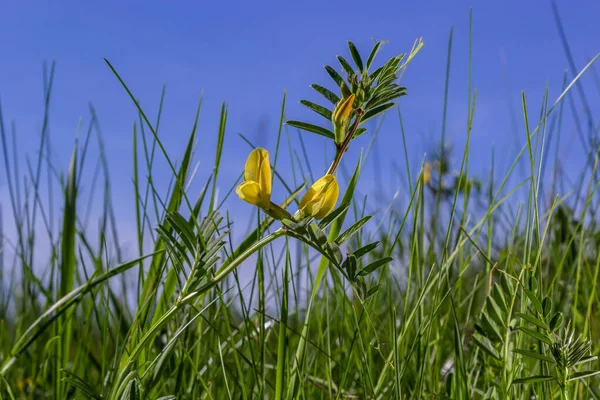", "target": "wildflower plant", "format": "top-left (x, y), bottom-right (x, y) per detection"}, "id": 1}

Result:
top-left (234, 39), bottom-right (424, 295)
top-left (4, 13), bottom-right (600, 399)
